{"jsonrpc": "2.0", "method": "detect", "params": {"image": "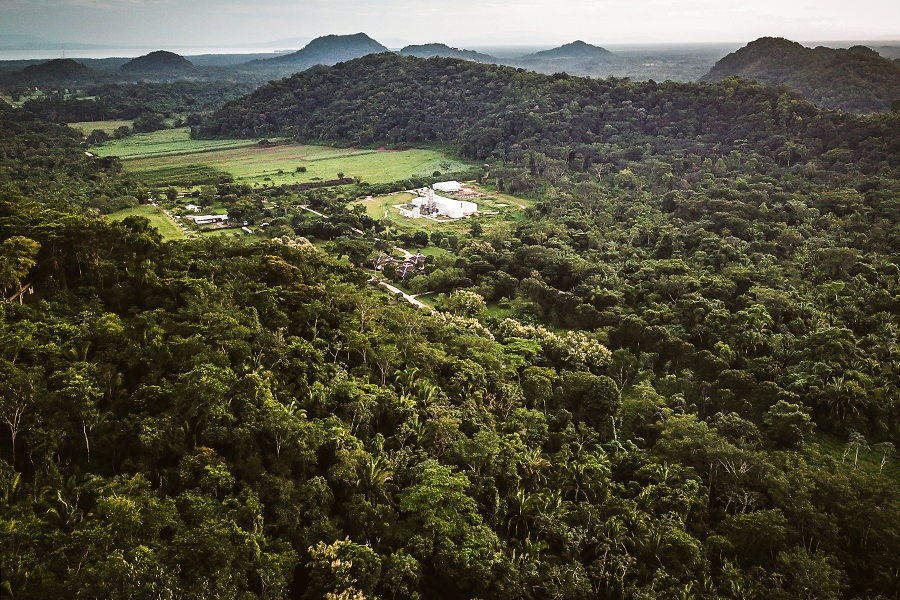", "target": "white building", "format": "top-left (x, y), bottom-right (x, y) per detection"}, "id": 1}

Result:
top-left (190, 214), bottom-right (229, 226)
top-left (412, 189), bottom-right (477, 219)
top-left (399, 206), bottom-right (421, 219)
top-left (433, 180), bottom-right (462, 194)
